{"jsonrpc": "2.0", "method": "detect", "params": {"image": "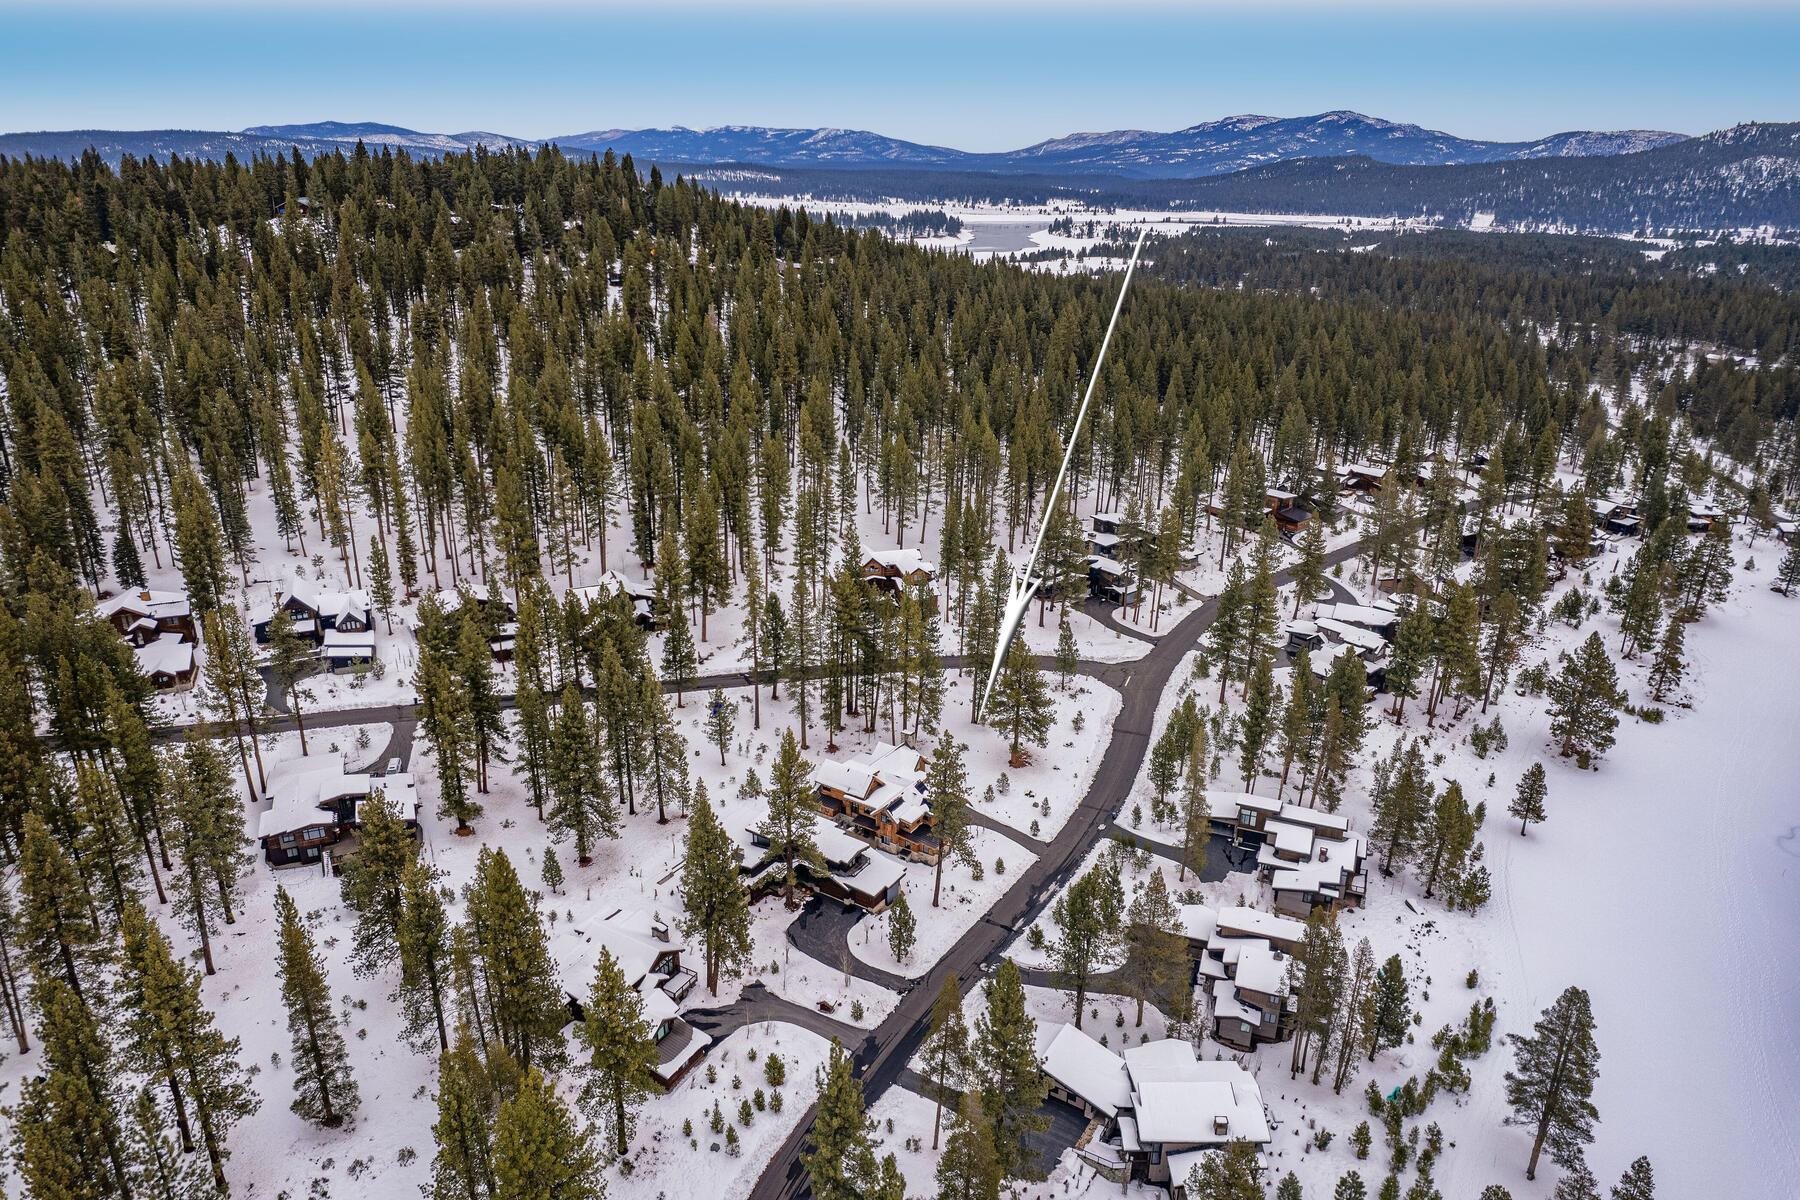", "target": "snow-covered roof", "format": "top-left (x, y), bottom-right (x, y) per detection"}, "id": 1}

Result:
top-left (268, 575), bottom-right (369, 623)
top-left (1038, 1023), bottom-right (1133, 1118)
top-left (1177, 903), bottom-right (1218, 943)
top-left (98, 588), bottom-right (190, 623)
top-left (133, 635), bottom-right (193, 679)
top-left (813, 742), bottom-right (930, 823)
top-left (1316, 618), bottom-right (1387, 654)
top-left (1122, 1037), bottom-right (1203, 1085)
top-left (571, 570), bottom-right (656, 604)
top-left (320, 627), bottom-right (375, 654)
top-left (255, 760), bottom-right (376, 839)
top-left (1089, 531), bottom-right (1121, 549)
top-left (1230, 942), bottom-right (1289, 997)
top-left (1314, 602), bottom-right (1399, 629)
top-left (557, 907), bottom-right (684, 1002)
top-left (863, 547), bottom-right (936, 576)
top-left (1091, 511), bottom-right (1124, 525)
top-left (1133, 1067), bottom-right (1270, 1147)
top-left (1214, 906), bottom-right (1306, 945)
top-left (1206, 790), bottom-right (1280, 817)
